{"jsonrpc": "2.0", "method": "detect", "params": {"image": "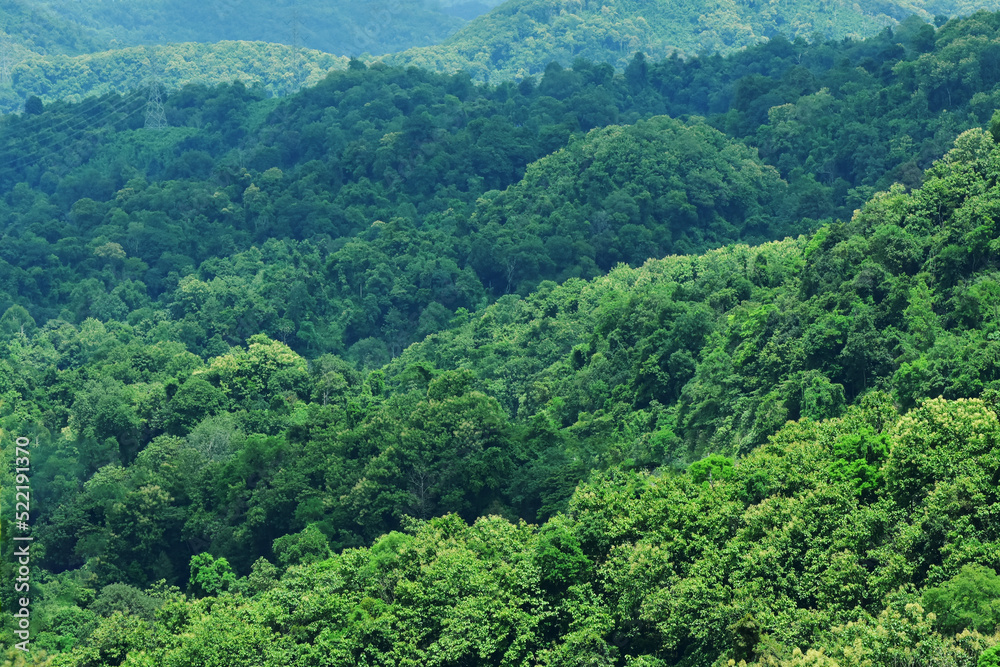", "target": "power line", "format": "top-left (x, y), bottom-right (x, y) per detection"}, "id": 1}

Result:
top-left (0, 94), bottom-right (146, 172)
top-left (2, 99), bottom-right (145, 173)
top-left (11, 93), bottom-right (142, 147)
top-left (7, 93), bottom-right (122, 139)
